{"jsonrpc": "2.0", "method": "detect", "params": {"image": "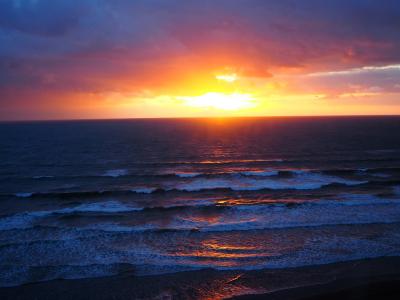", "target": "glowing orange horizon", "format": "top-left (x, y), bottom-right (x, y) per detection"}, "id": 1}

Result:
top-left (2, 1), bottom-right (400, 121)
top-left (3, 58), bottom-right (400, 120)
